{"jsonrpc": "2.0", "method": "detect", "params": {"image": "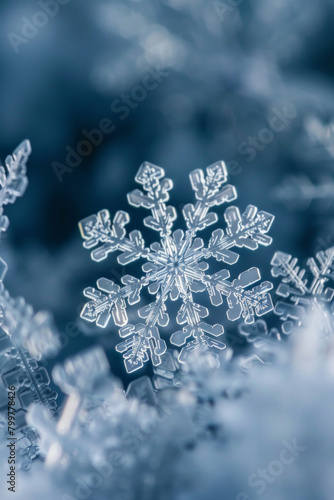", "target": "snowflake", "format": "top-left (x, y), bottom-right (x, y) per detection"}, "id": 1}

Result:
top-left (79, 162), bottom-right (275, 372)
top-left (271, 247), bottom-right (334, 336)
